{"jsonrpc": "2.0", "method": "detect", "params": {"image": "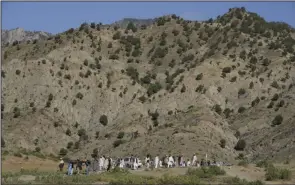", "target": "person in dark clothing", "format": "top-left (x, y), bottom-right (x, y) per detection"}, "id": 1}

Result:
top-left (76, 159), bottom-right (83, 174)
top-left (85, 159), bottom-right (91, 175)
top-left (200, 159), bottom-right (204, 166)
top-left (207, 160), bottom-right (211, 166)
top-left (107, 157), bottom-right (112, 171)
